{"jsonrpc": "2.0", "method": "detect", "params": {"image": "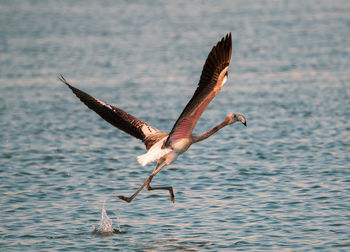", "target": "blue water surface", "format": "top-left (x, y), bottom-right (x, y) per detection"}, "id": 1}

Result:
top-left (1, 0), bottom-right (350, 250)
